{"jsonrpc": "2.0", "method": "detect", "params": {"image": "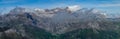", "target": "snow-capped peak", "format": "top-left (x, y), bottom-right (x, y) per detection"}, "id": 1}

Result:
top-left (34, 8), bottom-right (45, 12)
top-left (90, 9), bottom-right (100, 13)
